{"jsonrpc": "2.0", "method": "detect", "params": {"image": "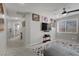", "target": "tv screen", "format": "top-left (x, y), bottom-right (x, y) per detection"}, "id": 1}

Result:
top-left (41, 23), bottom-right (48, 31)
